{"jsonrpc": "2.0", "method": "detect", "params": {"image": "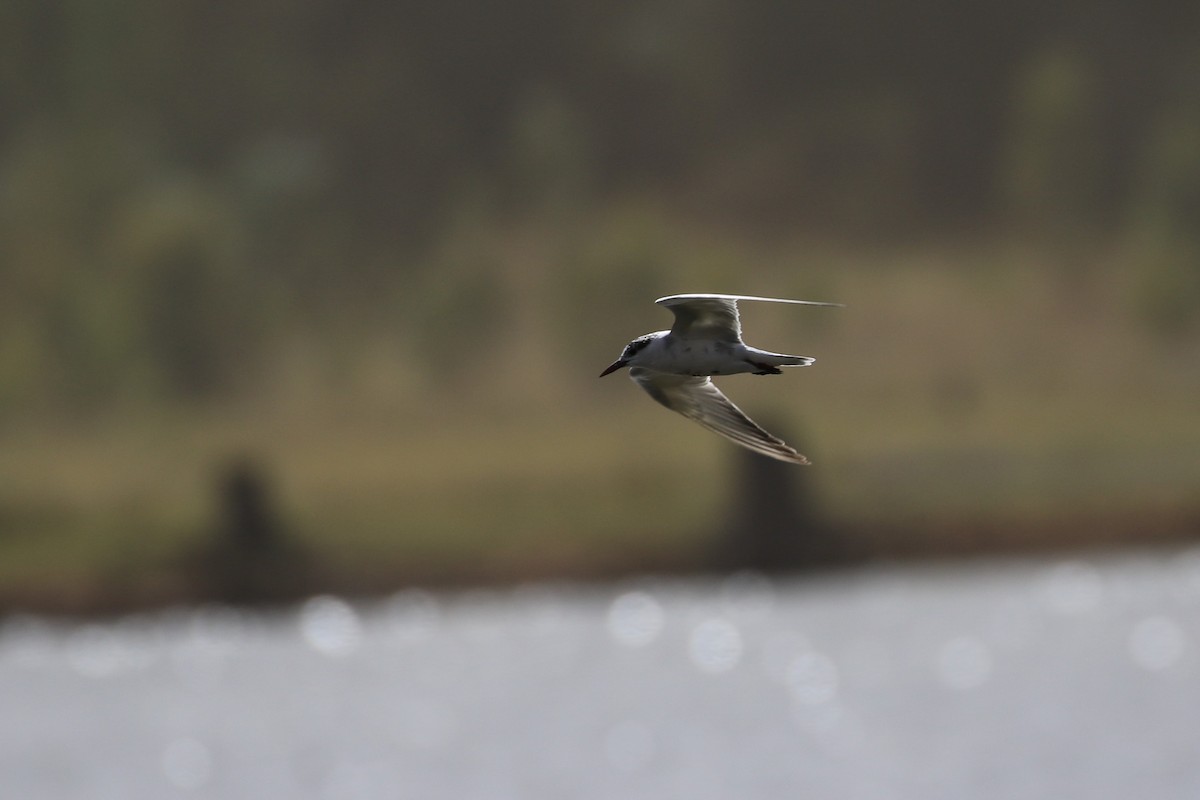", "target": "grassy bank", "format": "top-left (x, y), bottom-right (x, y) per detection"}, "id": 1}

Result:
top-left (2, 241), bottom-right (1199, 612)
